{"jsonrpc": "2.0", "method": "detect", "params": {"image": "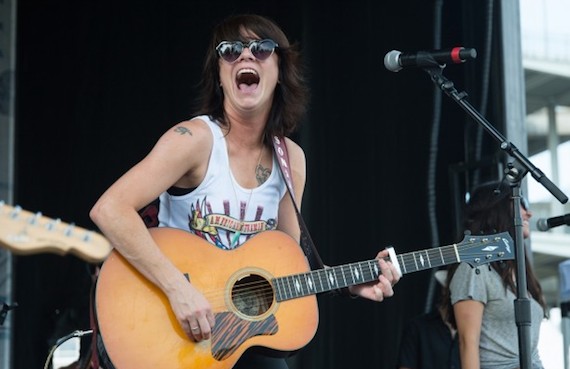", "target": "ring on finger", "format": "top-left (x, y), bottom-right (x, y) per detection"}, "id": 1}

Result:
top-left (191, 326), bottom-right (200, 331)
